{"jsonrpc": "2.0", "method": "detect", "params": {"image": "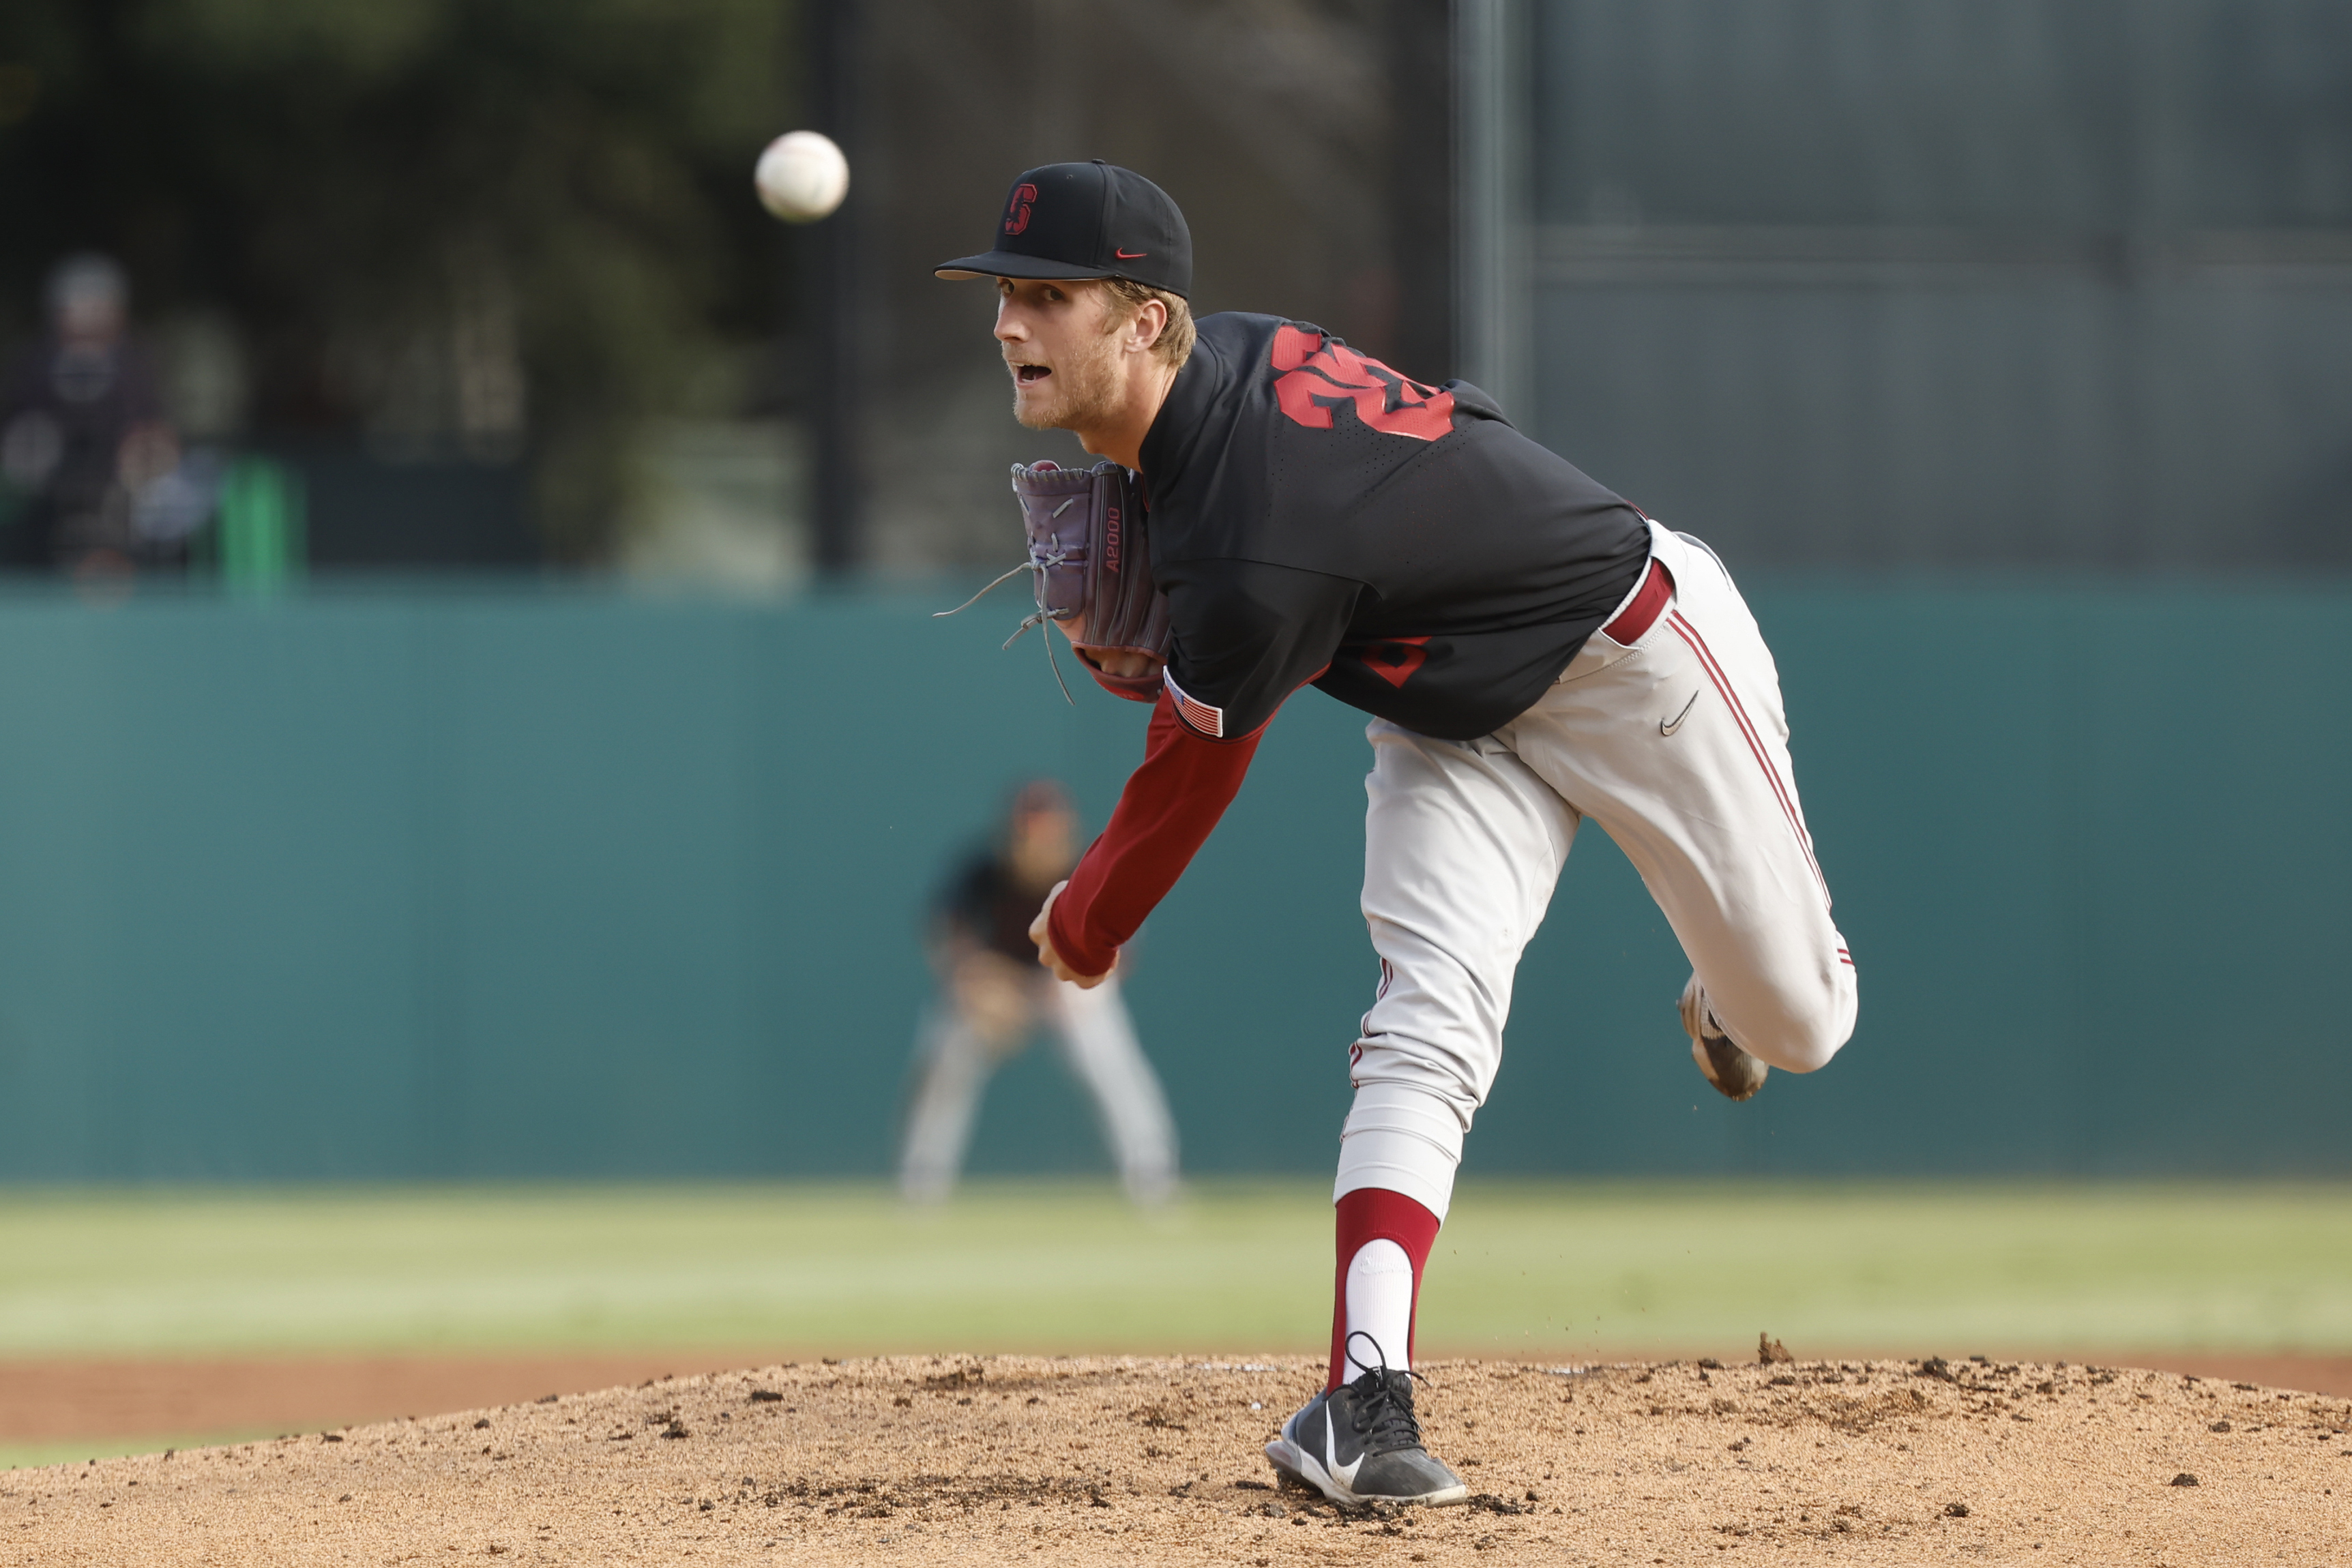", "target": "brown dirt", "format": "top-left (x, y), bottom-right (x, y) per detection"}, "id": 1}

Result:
top-left (0, 1353), bottom-right (779, 1448)
top-left (7, 1350), bottom-right (2347, 1451)
top-left (10, 1355), bottom-right (2349, 1565)
top-left (2105, 1352), bottom-right (2352, 1400)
